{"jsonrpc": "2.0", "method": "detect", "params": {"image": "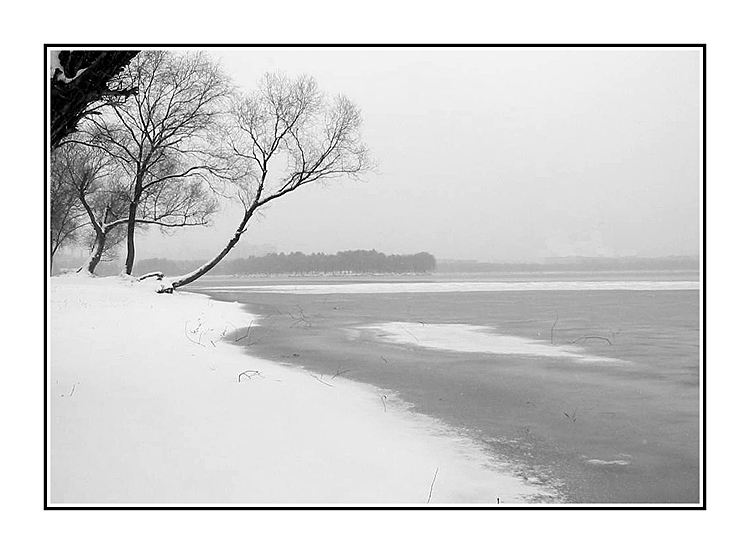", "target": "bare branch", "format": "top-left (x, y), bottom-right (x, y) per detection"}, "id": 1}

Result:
top-left (72, 51), bottom-right (233, 275)
top-left (168, 73), bottom-right (371, 290)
